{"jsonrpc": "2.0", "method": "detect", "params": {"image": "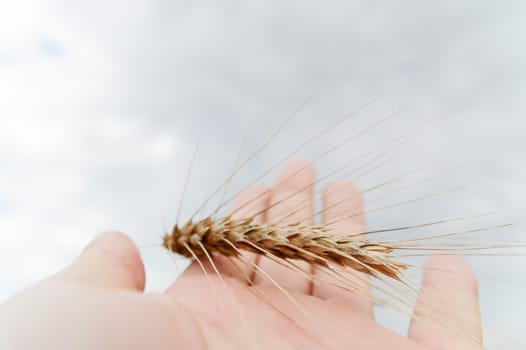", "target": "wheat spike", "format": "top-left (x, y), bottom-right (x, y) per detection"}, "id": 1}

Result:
top-left (163, 216), bottom-right (408, 281)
